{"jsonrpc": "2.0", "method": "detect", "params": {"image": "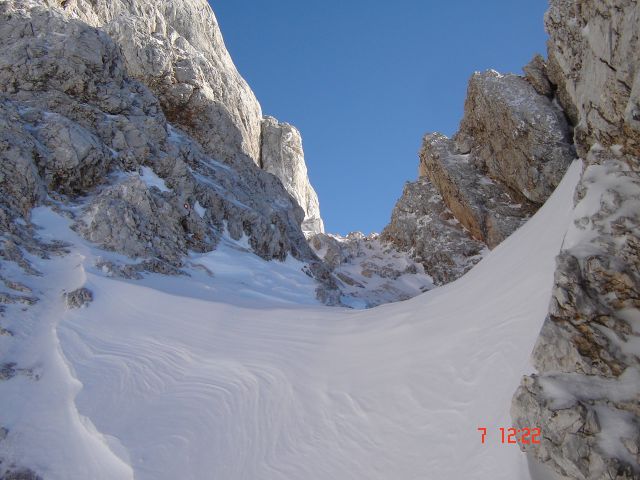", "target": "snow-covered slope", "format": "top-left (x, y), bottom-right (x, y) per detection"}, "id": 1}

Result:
top-left (0, 161), bottom-right (582, 479)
